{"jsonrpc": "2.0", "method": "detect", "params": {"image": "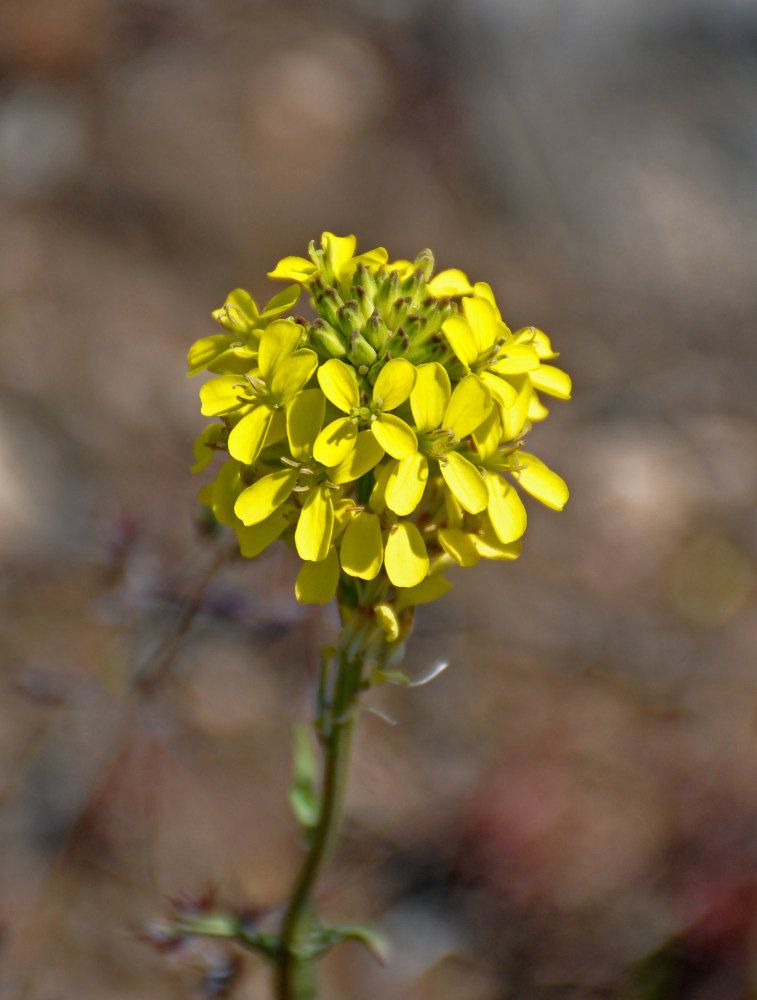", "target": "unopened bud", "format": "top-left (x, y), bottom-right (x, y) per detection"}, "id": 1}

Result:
top-left (348, 330), bottom-right (378, 367)
top-left (310, 322), bottom-right (348, 359)
top-left (383, 326), bottom-right (410, 359)
top-left (364, 309), bottom-right (390, 351)
top-left (375, 603), bottom-right (400, 642)
top-left (414, 249), bottom-right (435, 280)
top-left (388, 296), bottom-right (411, 328)
top-left (351, 263), bottom-right (377, 315)
top-left (336, 300), bottom-right (360, 336)
top-left (376, 269), bottom-right (400, 315)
